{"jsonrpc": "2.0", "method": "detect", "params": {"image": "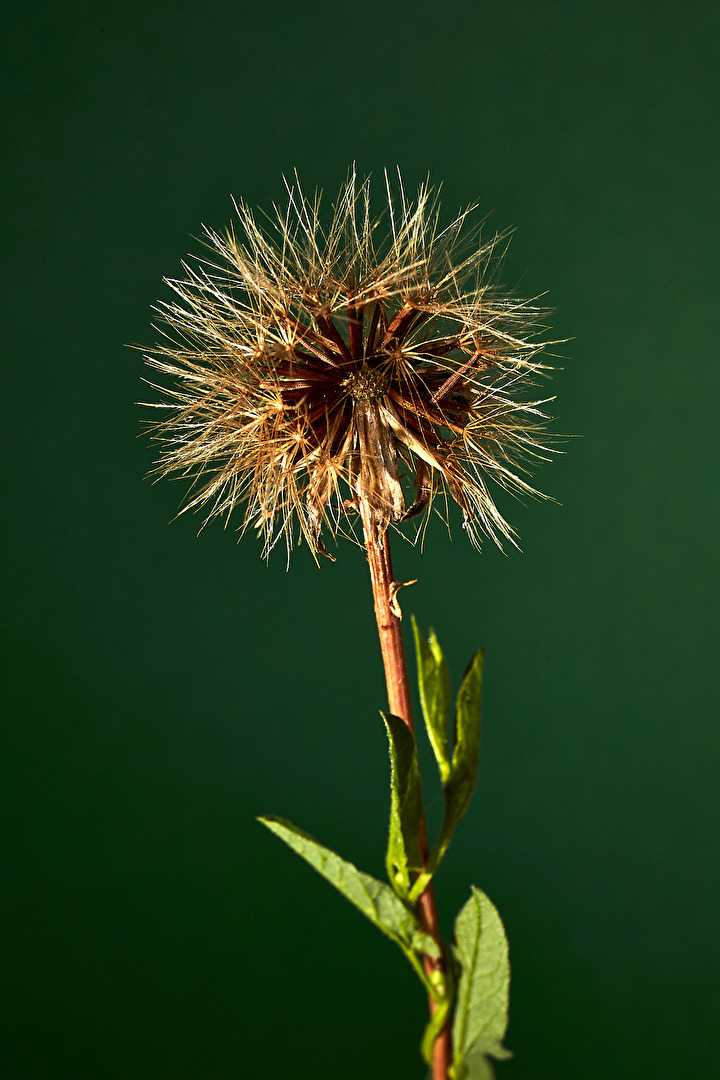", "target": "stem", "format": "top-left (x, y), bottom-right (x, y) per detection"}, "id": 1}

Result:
top-left (360, 508), bottom-right (452, 1080)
